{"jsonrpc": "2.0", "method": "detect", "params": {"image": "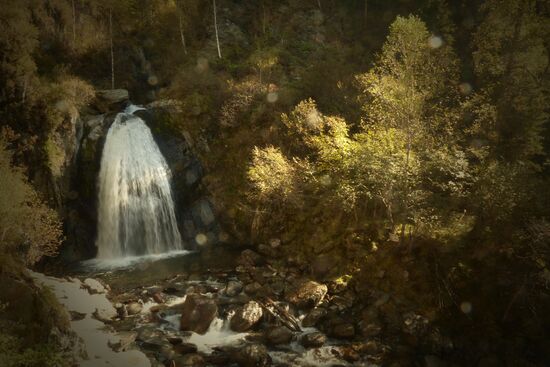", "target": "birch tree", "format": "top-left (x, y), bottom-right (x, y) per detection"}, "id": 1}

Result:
top-left (213, 0), bottom-right (221, 59)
